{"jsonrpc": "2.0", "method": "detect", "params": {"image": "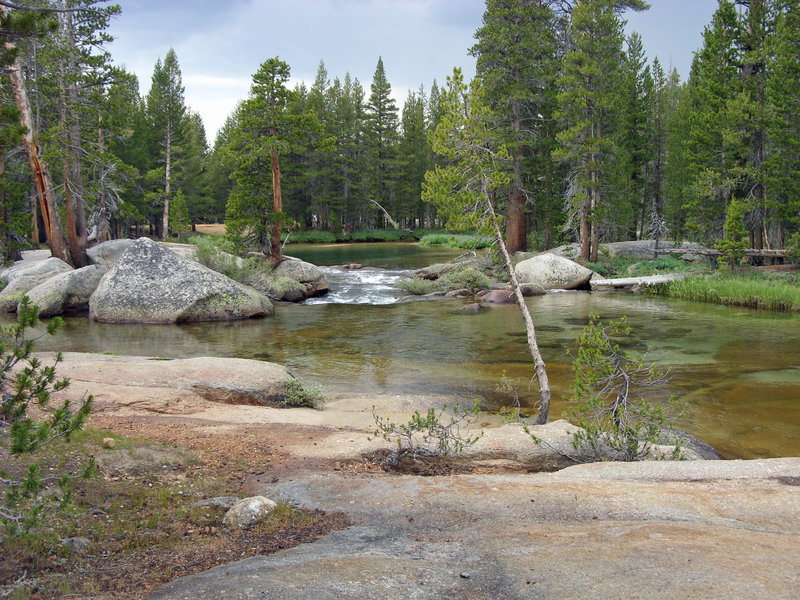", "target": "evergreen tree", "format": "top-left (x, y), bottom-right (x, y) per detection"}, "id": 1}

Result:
top-left (767, 0), bottom-right (800, 249)
top-left (145, 48), bottom-right (186, 240)
top-left (398, 87), bottom-right (430, 227)
top-left (554, 0), bottom-right (647, 261)
top-left (471, 0), bottom-right (560, 253)
top-left (682, 1), bottom-right (741, 243)
top-left (365, 57), bottom-right (400, 227)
